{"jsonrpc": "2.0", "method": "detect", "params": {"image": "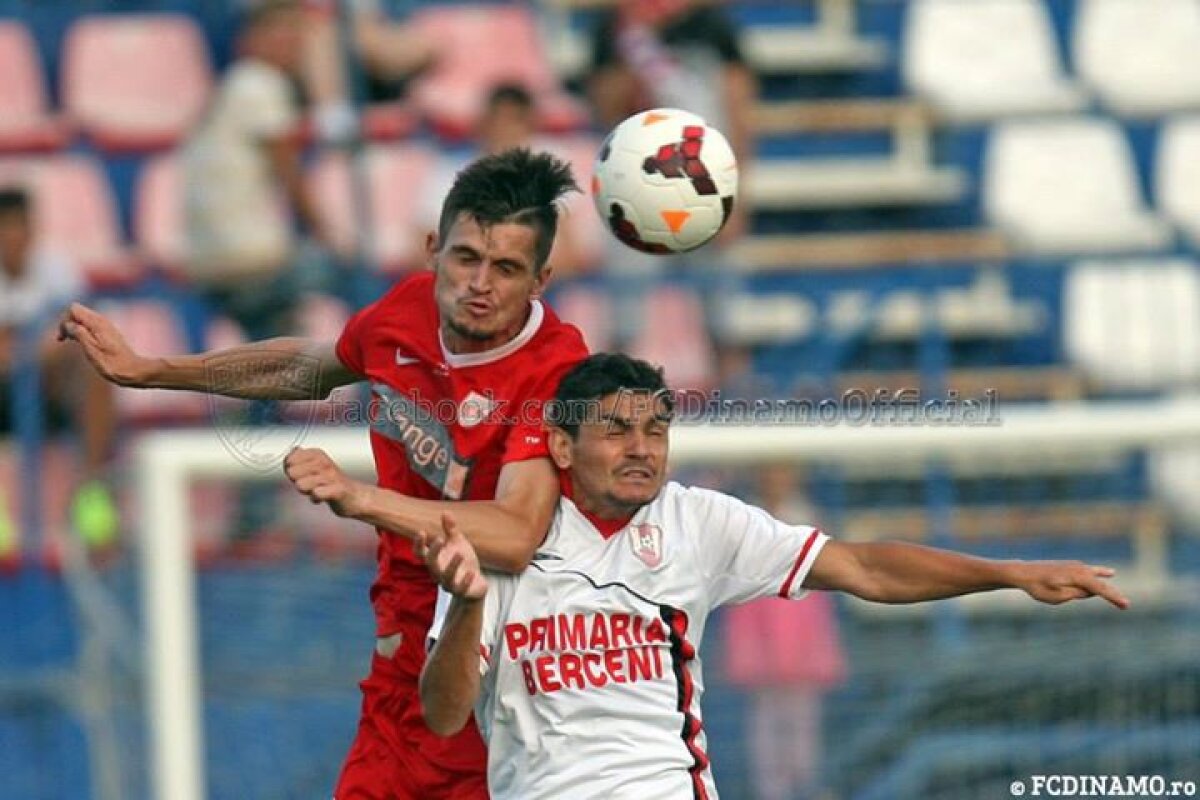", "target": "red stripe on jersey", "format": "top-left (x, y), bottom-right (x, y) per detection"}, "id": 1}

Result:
top-left (779, 530), bottom-right (822, 598)
top-left (660, 607), bottom-right (710, 800)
